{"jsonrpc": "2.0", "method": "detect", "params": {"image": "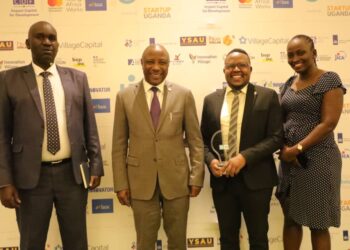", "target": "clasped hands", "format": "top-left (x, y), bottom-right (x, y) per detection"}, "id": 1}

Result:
top-left (210, 154), bottom-right (246, 178)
